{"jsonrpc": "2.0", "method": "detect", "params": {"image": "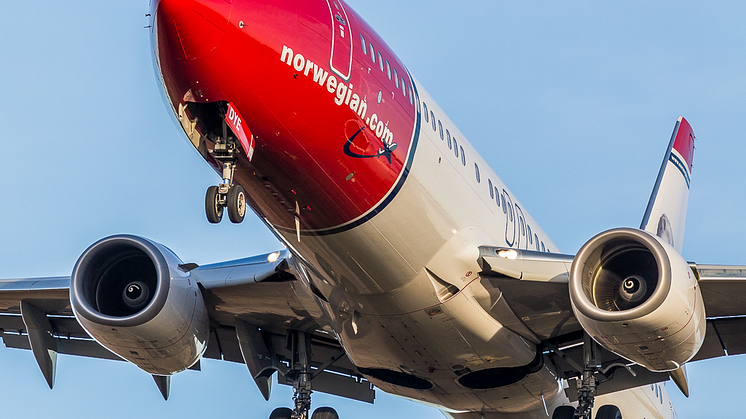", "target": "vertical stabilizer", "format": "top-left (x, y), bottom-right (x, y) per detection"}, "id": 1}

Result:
top-left (640, 117), bottom-right (695, 253)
